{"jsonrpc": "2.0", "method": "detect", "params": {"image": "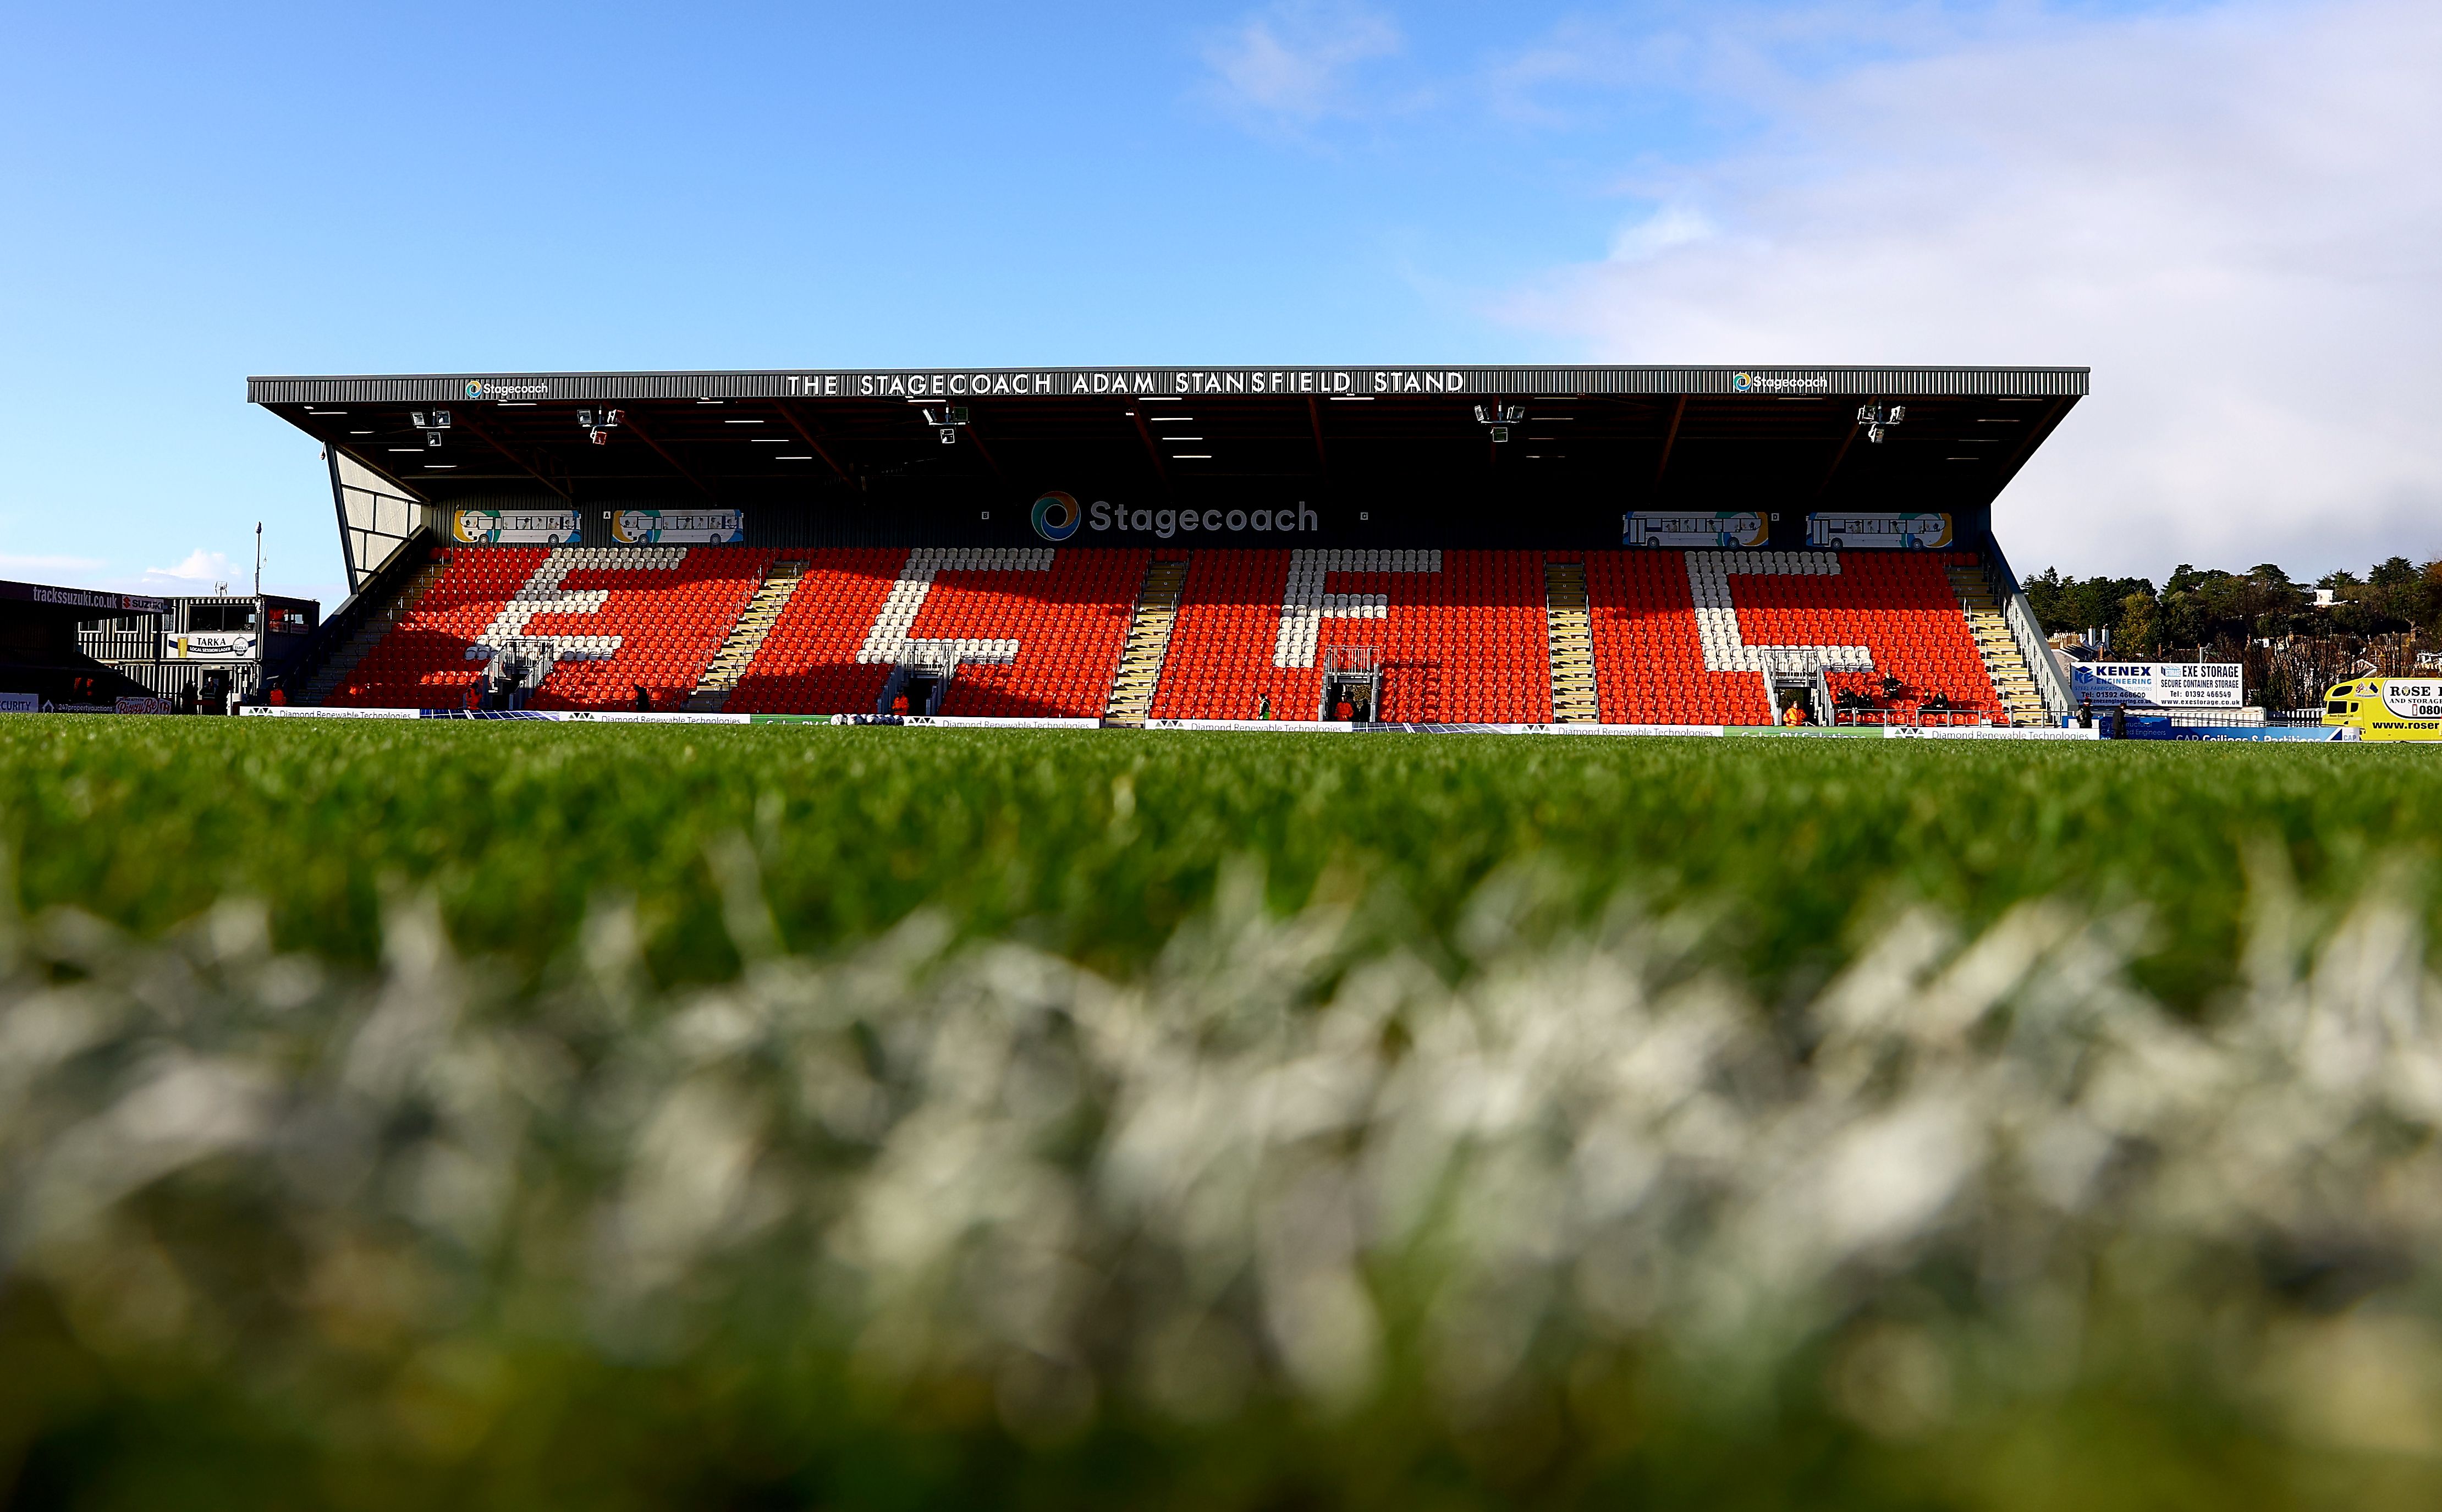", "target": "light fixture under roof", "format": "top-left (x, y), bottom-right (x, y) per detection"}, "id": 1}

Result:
top-left (776, 454), bottom-right (812, 460)
top-left (1172, 453), bottom-right (1212, 459)
top-left (724, 418), bottom-right (762, 424)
